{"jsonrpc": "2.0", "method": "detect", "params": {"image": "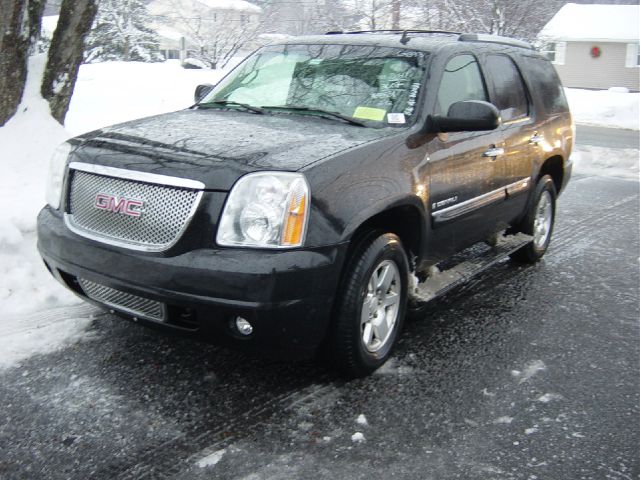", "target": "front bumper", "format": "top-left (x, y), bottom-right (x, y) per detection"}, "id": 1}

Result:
top-left (37, 207), bottom-right (348, 358)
